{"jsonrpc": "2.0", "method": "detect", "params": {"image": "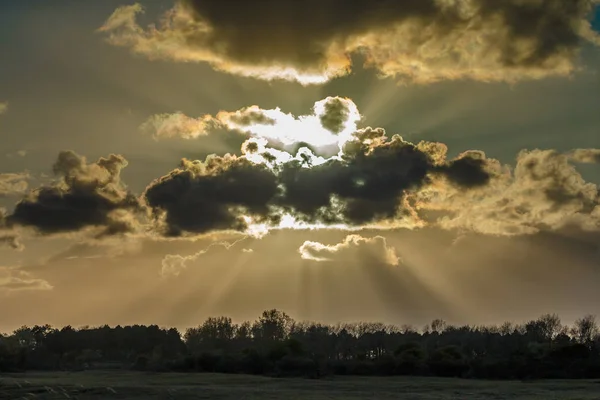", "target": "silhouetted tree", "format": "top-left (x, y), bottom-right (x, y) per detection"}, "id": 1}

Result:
top-left (3, 311), bottom-right (600, 379)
